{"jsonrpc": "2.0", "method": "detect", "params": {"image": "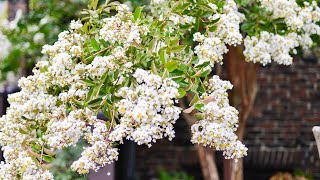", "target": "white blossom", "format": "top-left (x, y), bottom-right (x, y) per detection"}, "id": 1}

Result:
top-left (109, 69), bottom-right (181, 147)
top-left (191, 76), bottom-right (247, 160)
top-left (244, 31), bottom-right (300, 65)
